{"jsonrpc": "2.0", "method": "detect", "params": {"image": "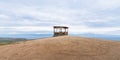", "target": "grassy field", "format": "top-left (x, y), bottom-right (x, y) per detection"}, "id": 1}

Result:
top-left (0, 40), bottom-right (16, 45)
top-left (0, 40), bottom-right (27, 45)
top-left (0, 38), bottom-right (27, 45)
